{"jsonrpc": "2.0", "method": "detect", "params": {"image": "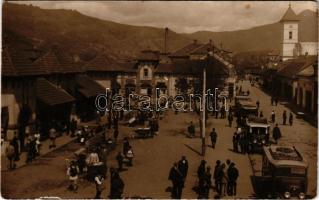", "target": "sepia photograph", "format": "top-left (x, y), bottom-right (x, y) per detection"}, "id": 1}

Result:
top-left (1, 1), bottom-right (318, 199)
